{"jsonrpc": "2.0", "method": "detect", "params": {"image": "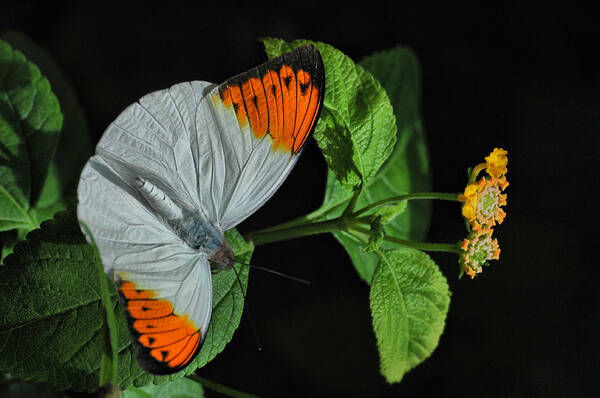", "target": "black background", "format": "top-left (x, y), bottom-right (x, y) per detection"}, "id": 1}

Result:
top-left (2, 2), bottom-right (598, 397)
